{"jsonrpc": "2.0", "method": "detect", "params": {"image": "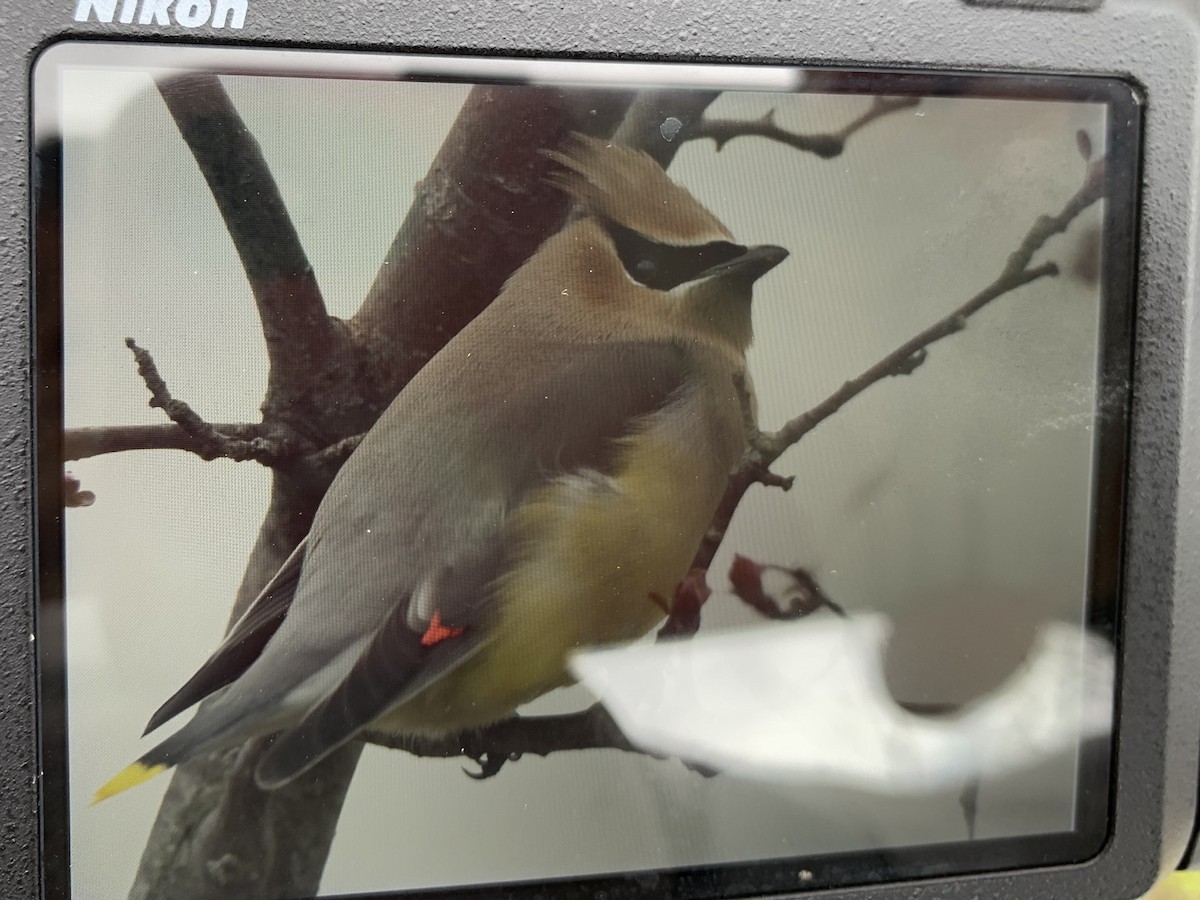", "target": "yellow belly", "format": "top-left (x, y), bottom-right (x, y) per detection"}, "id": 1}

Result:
top-left (375, 425), bottom-right (727, 735)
